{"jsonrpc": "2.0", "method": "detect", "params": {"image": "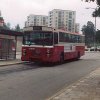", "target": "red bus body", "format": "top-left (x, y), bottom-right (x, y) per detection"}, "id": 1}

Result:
top-left (21, 26), bottom-right (85, 63)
